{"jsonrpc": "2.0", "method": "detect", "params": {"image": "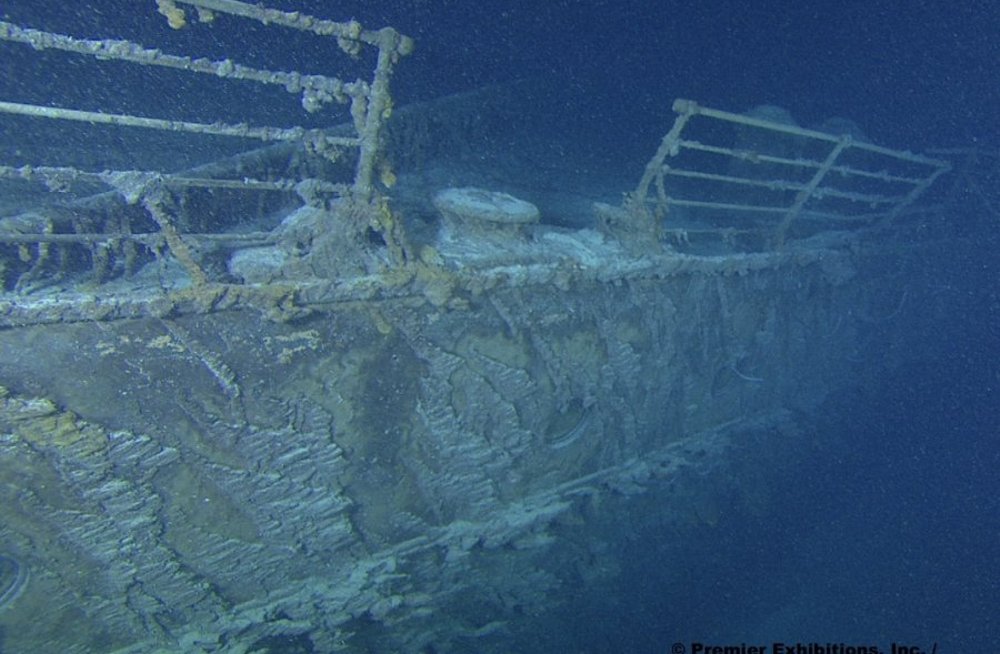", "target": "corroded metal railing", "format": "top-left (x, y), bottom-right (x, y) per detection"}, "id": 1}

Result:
top-left (625, 99), bottom-right (952, 247)
top-left (0, 1), bottom-right (410, 199)
top-left (0, 1), bottom-right (411, 292)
